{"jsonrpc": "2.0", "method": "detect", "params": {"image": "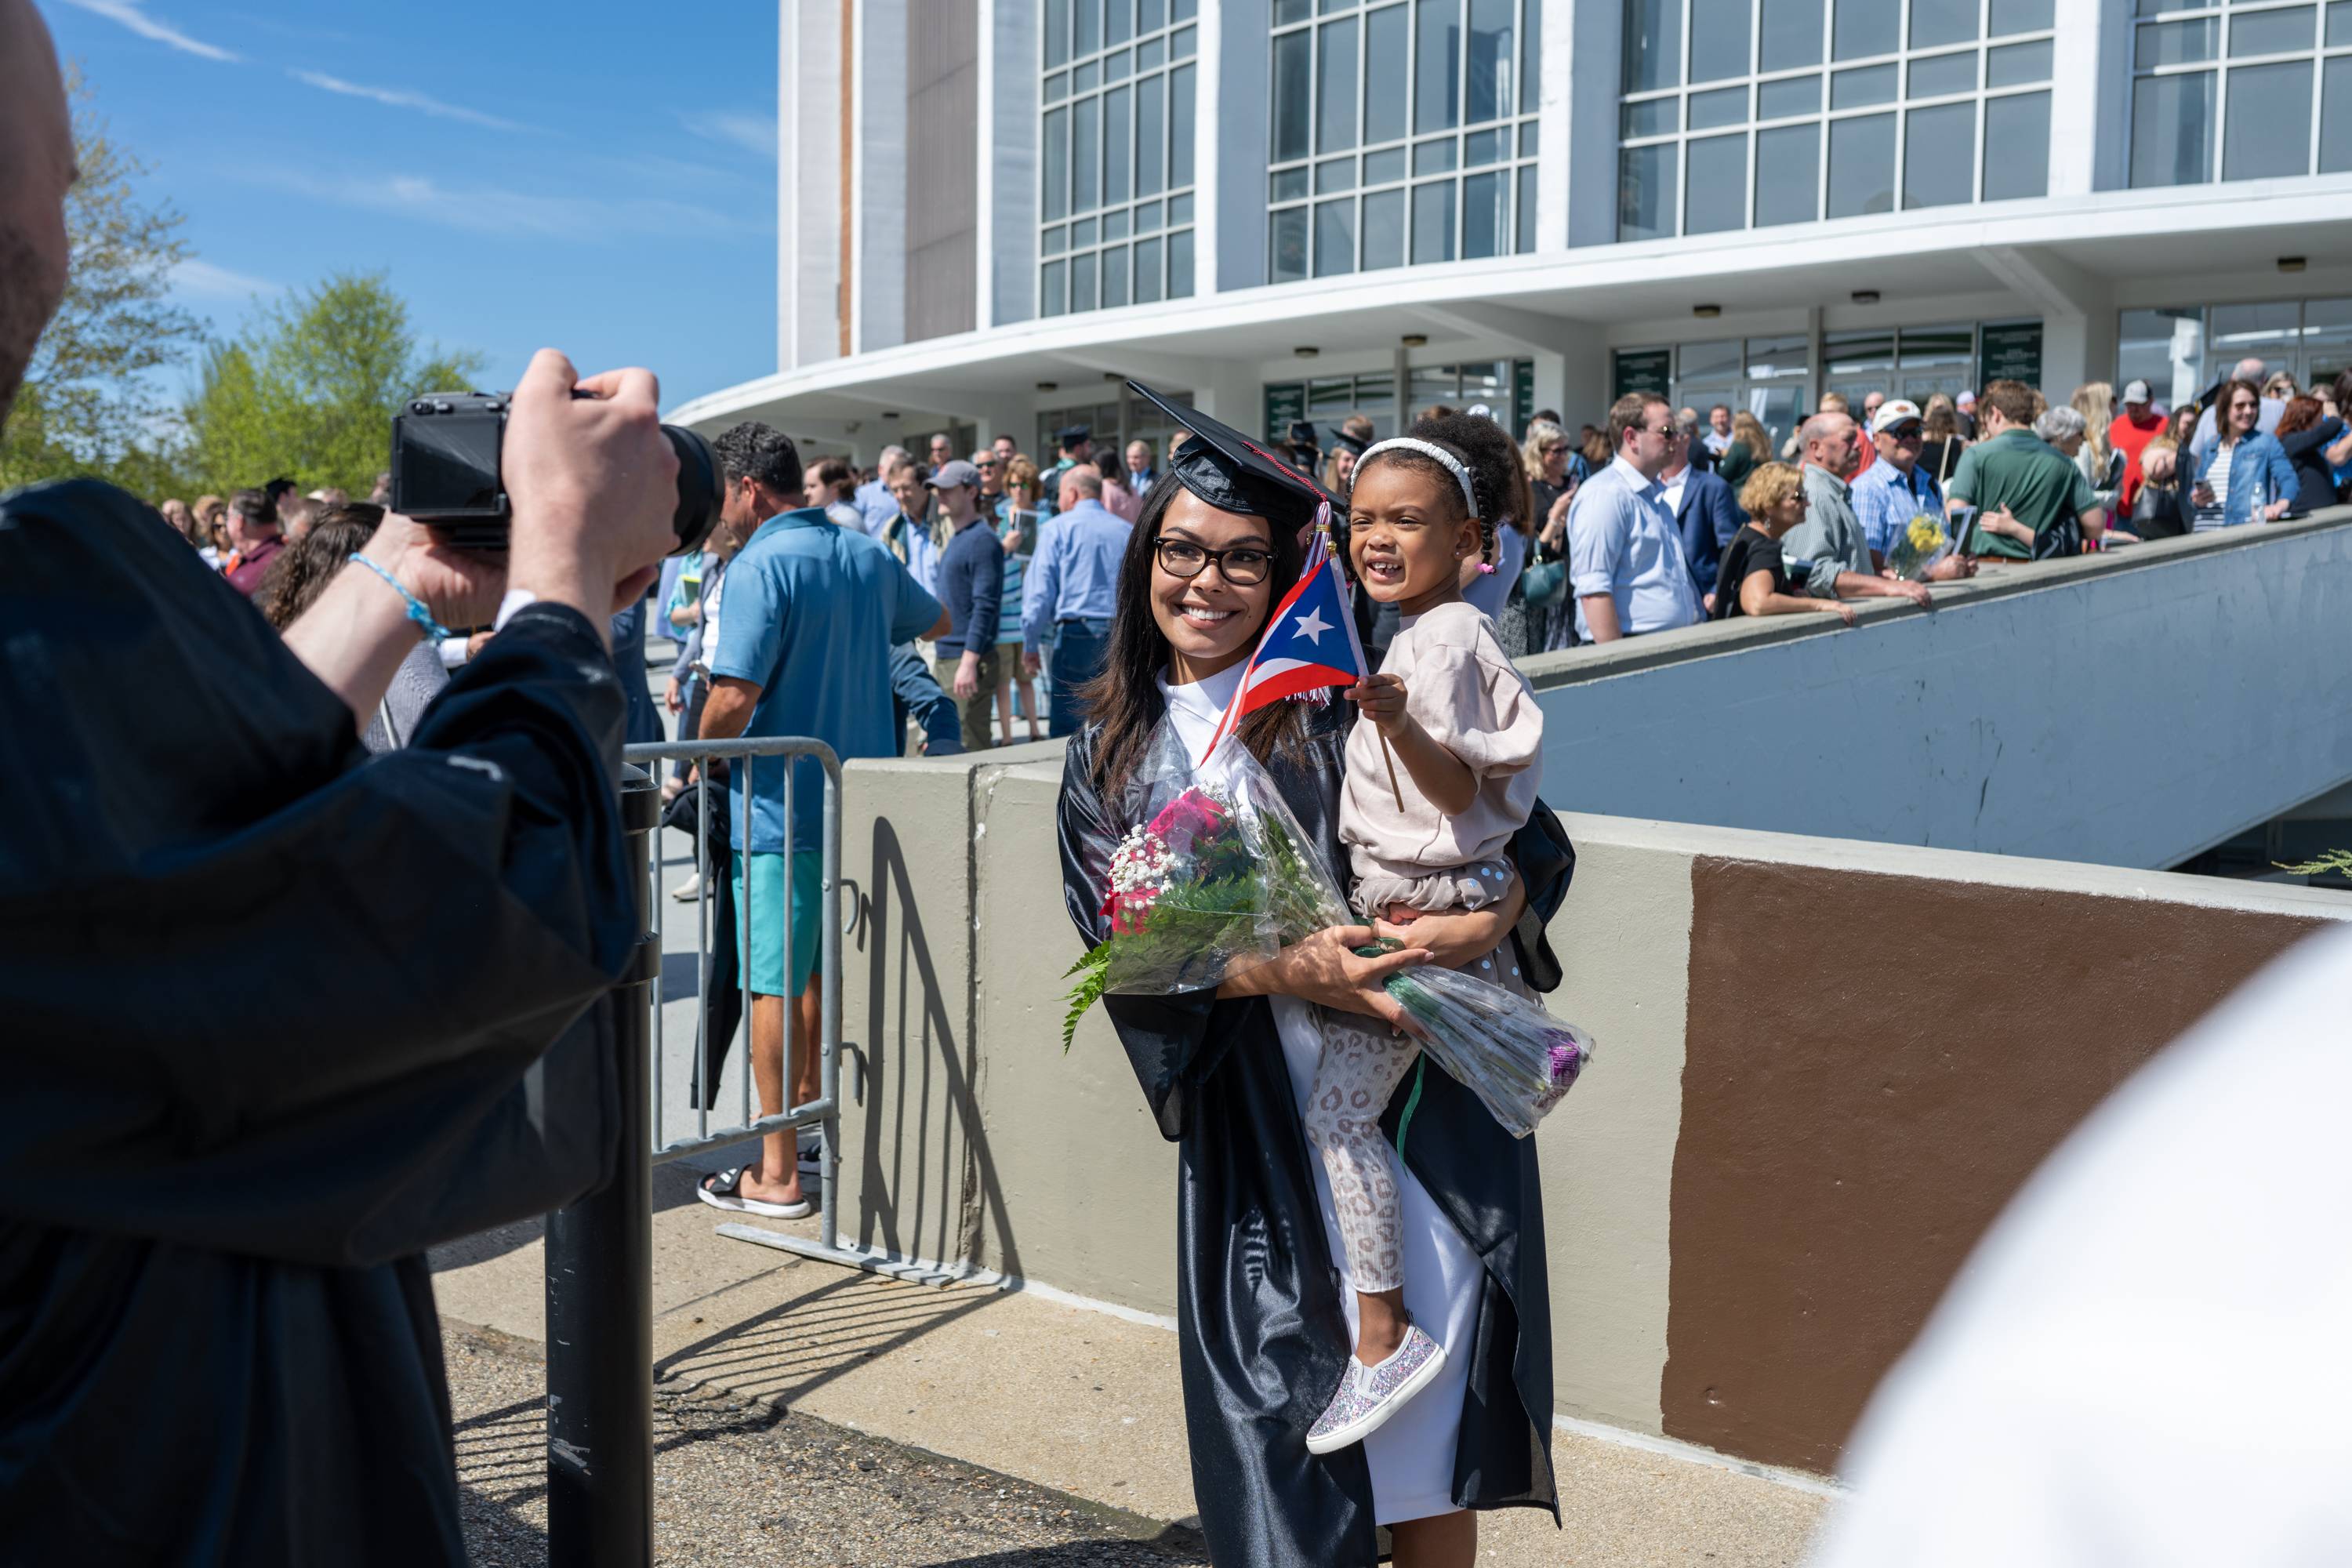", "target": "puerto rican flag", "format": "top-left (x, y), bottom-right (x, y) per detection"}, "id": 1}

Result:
top-left (1200, 524), bottom-right (1369, 763)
